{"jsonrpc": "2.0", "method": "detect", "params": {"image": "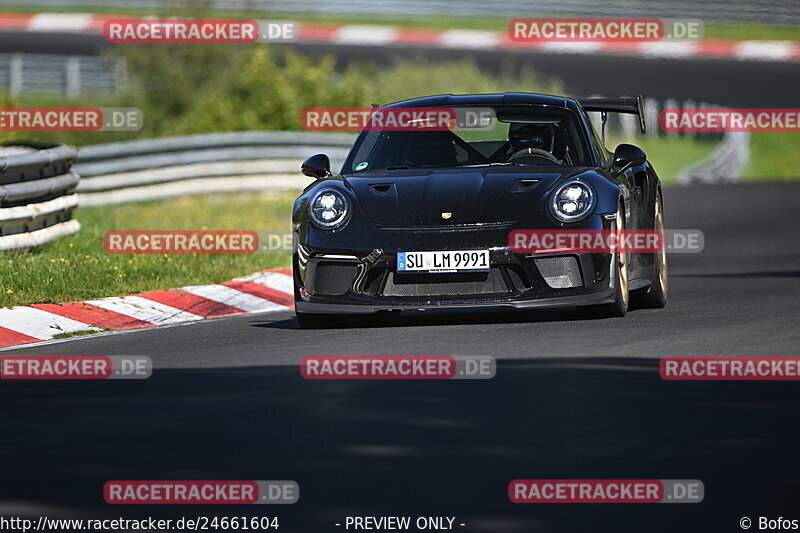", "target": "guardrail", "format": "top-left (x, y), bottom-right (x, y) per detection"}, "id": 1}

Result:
top-left (677, 131), bottom-right (751, 185)
top-left (0, 54), bottom-right (125, 98)
top-left (74, 131), bottom-right (356, 206)
top-left (0, 143), bottom-right (80, 251)
top-left (595, 97), bottom-right (749, 183)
